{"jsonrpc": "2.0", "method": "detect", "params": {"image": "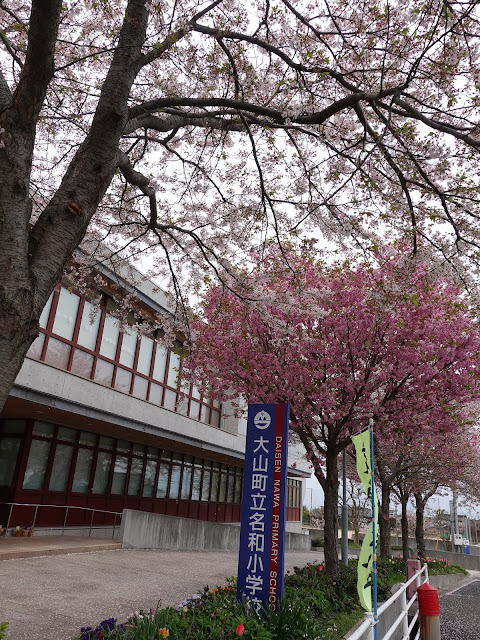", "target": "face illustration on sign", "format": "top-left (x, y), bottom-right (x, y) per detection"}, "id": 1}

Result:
top-left (254, 411), bottom-right (271, 430)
